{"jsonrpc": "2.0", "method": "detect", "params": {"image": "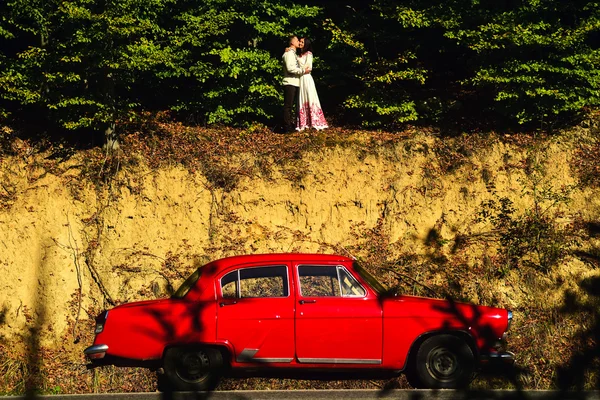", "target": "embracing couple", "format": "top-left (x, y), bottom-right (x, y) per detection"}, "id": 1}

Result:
top-left (281, 35), bottom-right (328, 133)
